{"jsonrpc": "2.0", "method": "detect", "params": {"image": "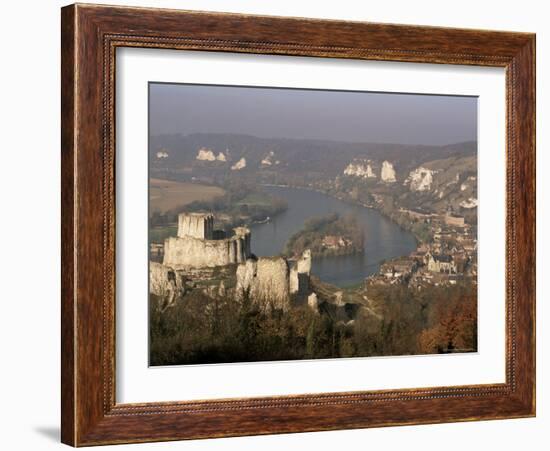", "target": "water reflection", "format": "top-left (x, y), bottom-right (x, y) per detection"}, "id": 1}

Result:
top-left (249, 186), bottom-right (417, 287)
